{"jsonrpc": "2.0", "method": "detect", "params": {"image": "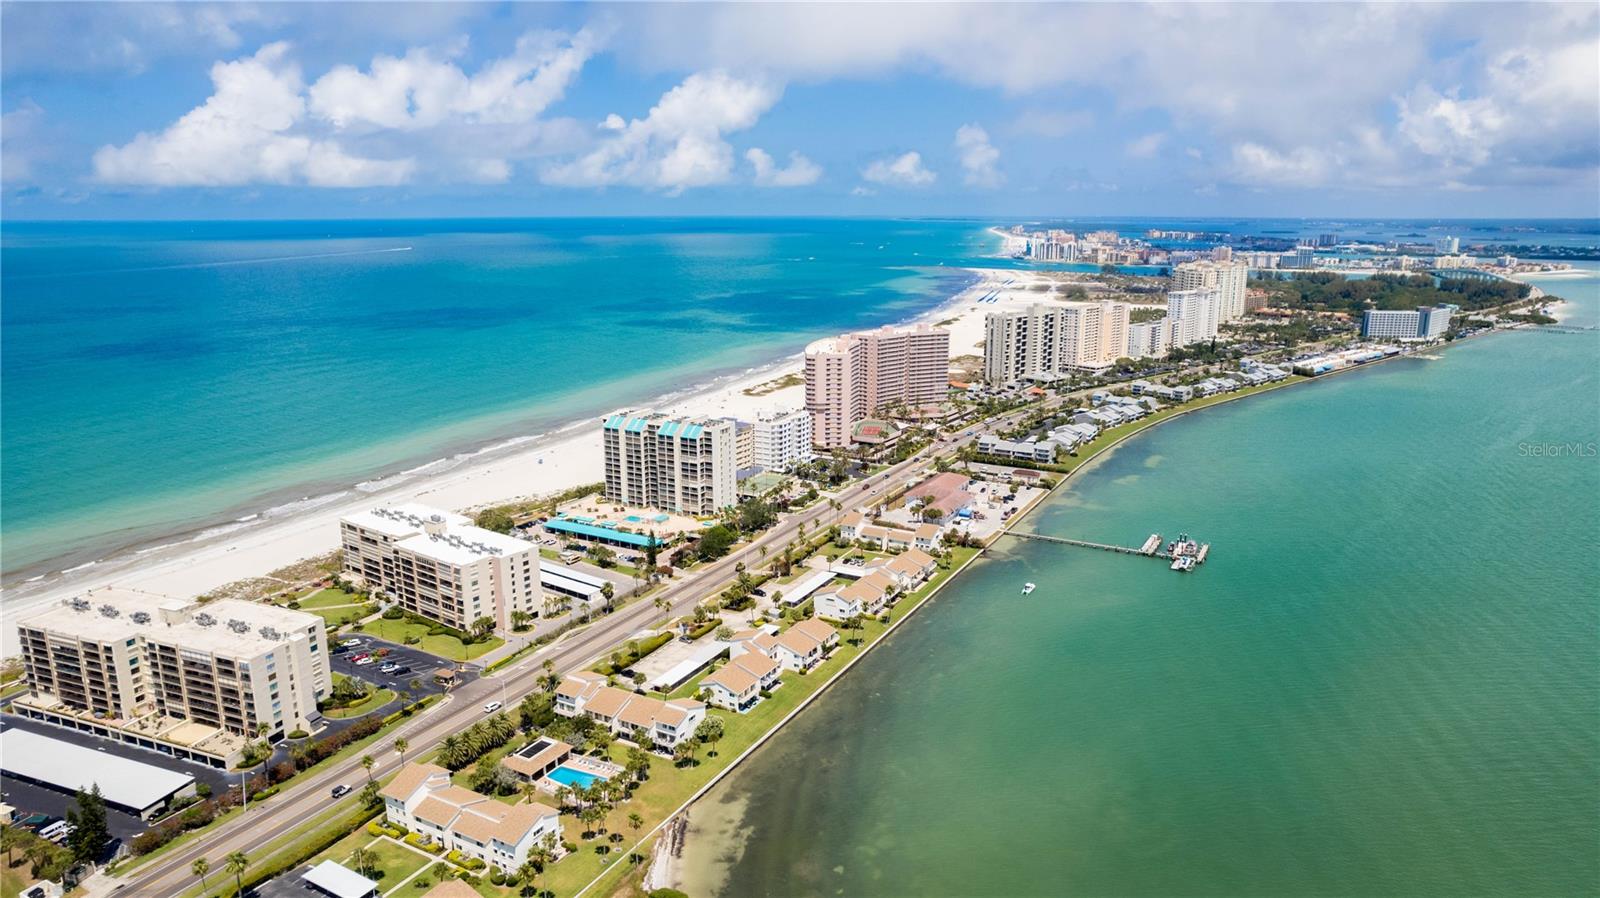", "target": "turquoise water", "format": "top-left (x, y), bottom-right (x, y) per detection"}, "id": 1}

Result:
top-left (676, 268), bottom-right (1600, 896)
top-left (0, 218), bottom-right (1003, 581)
top-left (547, 765), bottom-right (604, 789)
